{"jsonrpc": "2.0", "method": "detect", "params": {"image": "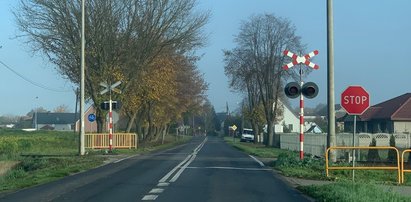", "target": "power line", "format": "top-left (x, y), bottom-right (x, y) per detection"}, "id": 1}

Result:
top-left (0, 60), bottom-right (71, 93)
